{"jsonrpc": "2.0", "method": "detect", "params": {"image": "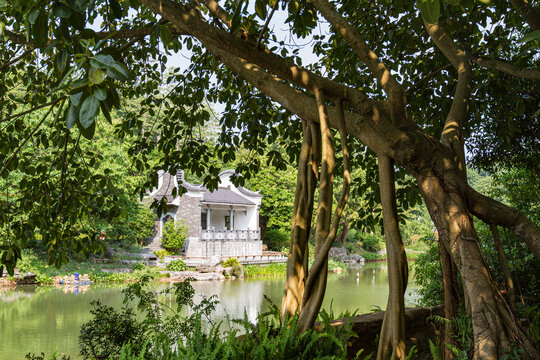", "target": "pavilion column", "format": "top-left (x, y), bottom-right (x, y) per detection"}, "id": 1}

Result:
top-left (230, 208), bottom-right (234, 230)
top-left (206, 208), bottom-right (211, 230)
